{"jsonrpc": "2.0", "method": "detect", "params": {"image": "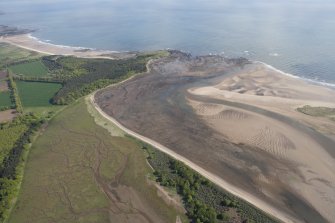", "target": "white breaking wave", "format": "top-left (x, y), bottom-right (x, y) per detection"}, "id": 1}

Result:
top-left (23, 34), bottom-right (335, 88)
top-left (254, 61), bottom-right (335, 88)
top-left (27, 34), bottom-right (120, 53)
